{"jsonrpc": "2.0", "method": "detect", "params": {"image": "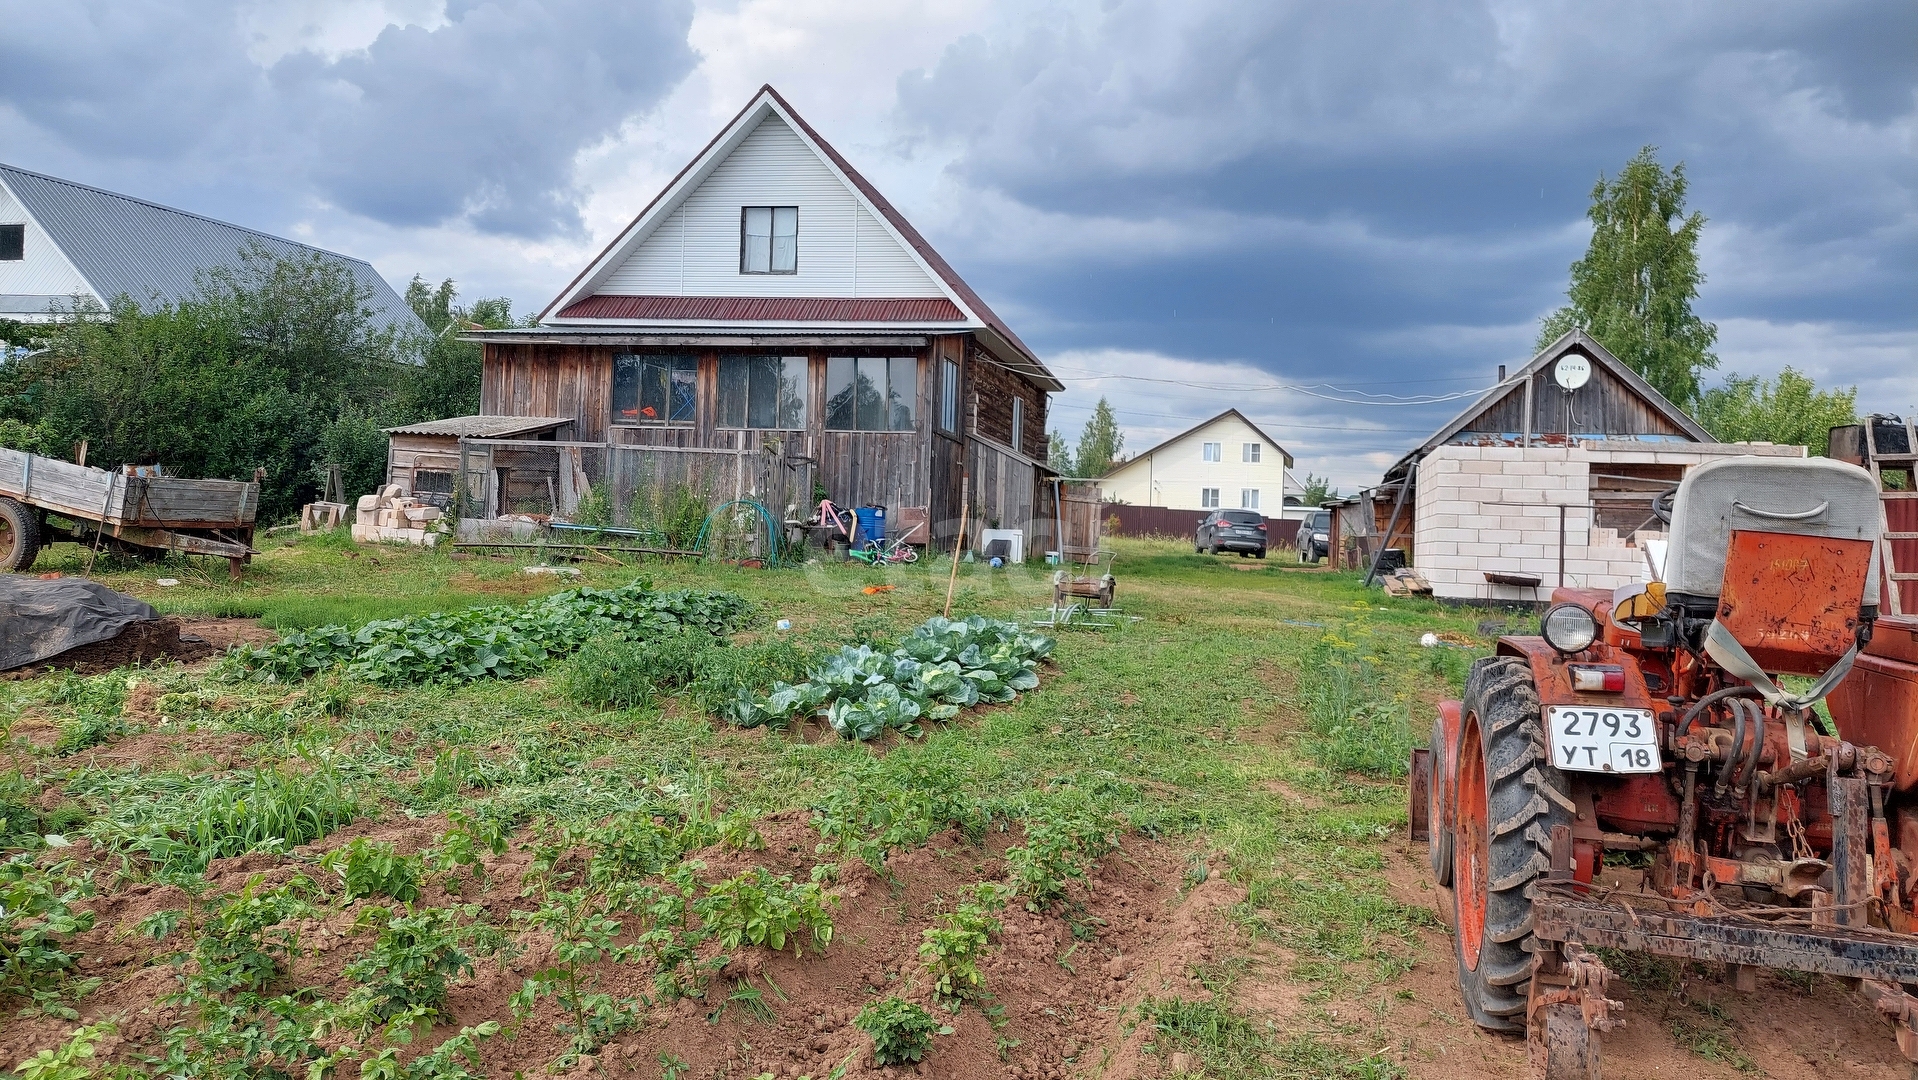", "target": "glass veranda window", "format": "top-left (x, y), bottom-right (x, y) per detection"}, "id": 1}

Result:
top-left (613, 354), bottom-right (697, 424)
top-left (718, 356), bottom-right (807, 428)
top-left (825, 357), bottom-right (916, 431)
top-left (741, 206), bottom-right (798, 273)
